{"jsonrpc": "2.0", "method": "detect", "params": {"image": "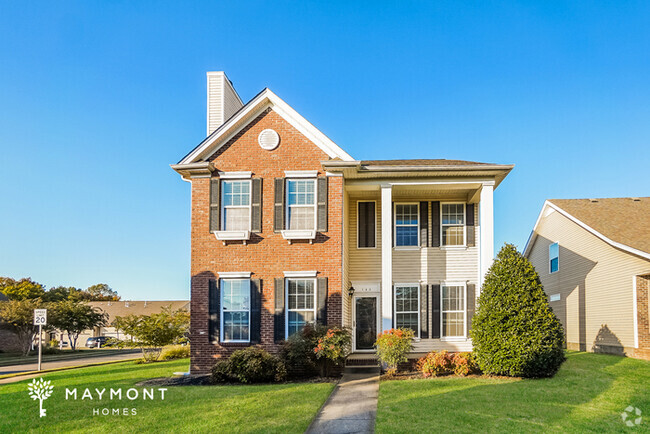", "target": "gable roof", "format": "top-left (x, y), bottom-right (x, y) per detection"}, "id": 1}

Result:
top-left (360, 159), bottom-right (498, 167)
top-left (523, 197), bottom-right (650, 260)
top-left (89, 300), bottom-right (189, 320)
top-left (176, 88), bottom-right (354, 165)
